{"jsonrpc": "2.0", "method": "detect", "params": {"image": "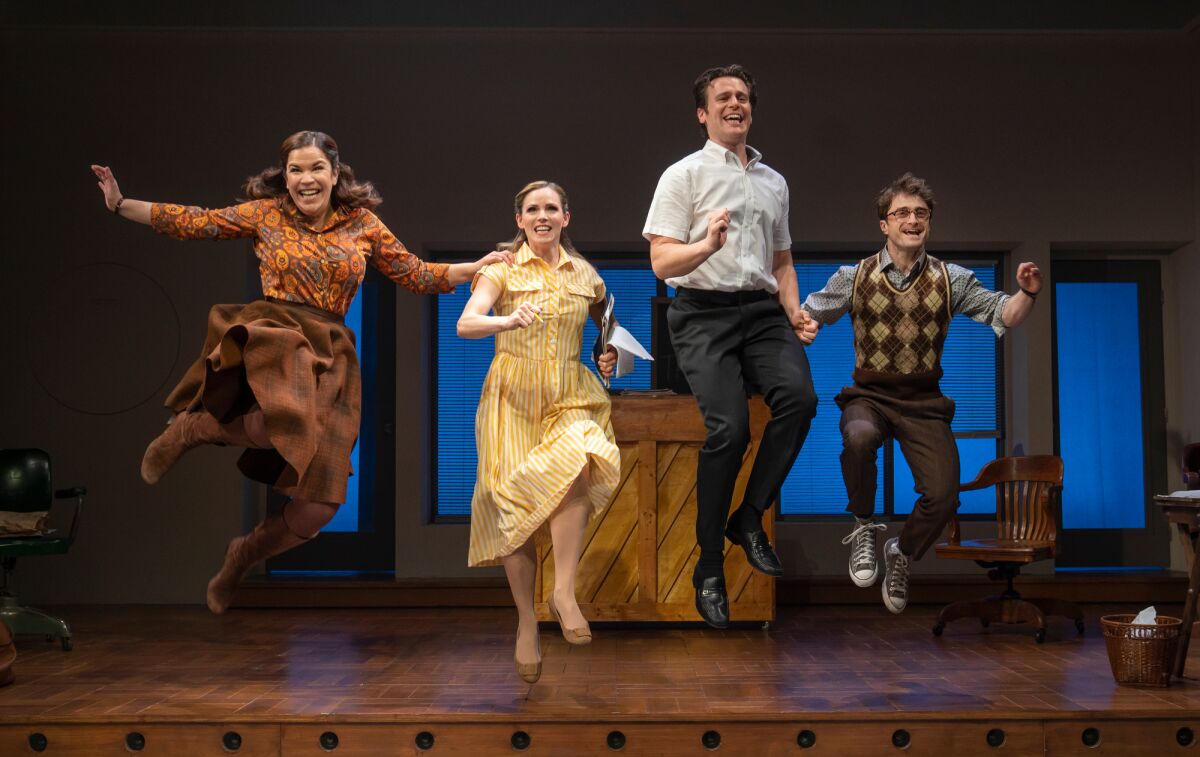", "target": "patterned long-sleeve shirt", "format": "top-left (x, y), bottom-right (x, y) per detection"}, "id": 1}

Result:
top-left (801, 247), bottom-right (1011, 336)
top-left (151, 197), bottom-right (452, 316)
